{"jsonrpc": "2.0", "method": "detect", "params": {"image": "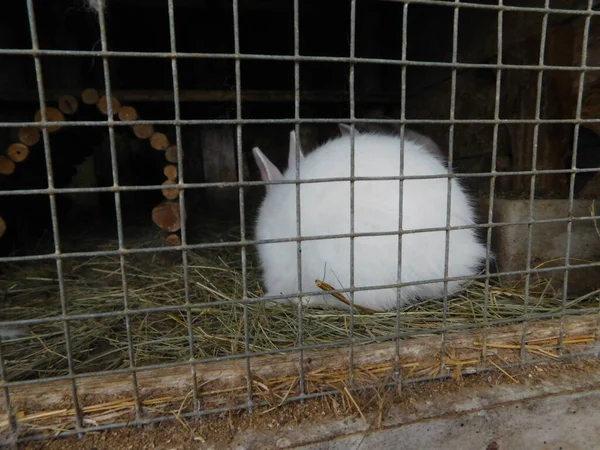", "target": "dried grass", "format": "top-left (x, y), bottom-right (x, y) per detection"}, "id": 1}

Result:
top-left (0, 223), bottom-right (598, 383)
